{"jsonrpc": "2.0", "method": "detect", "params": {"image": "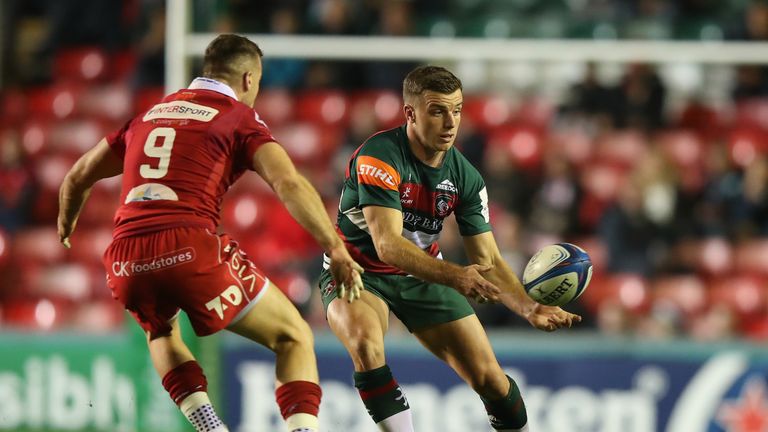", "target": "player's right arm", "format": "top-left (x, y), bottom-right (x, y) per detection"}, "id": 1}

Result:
top-left (251, 142), bottom-right (363, 302)
top-left (363, 205), bottom-right (501, 301)
top-left (58, 138), bottom-right (123, 247)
